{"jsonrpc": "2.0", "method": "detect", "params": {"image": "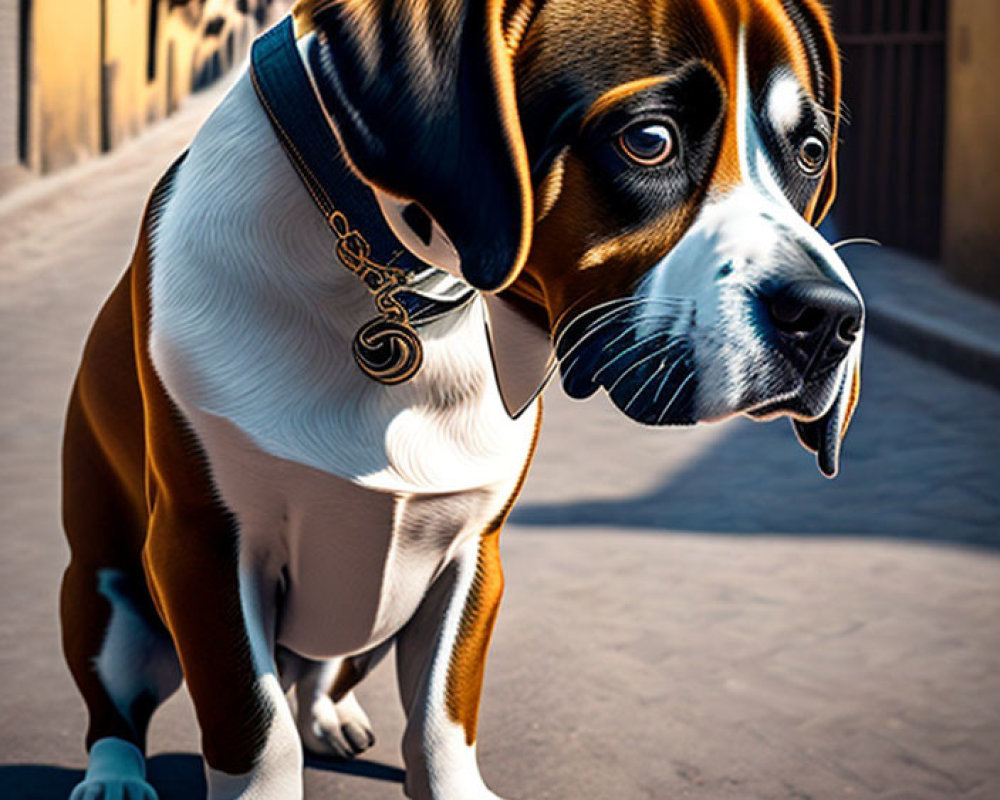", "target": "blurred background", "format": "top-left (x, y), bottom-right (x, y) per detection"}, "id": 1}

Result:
top-left (0, 2), bottom-right (997, 799)
top-left (1, 0), bottom-right (997, 296)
